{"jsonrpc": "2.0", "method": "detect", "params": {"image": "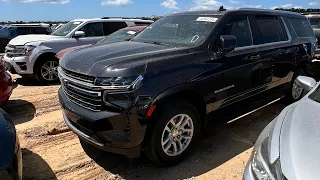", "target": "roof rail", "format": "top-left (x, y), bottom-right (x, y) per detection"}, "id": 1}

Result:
top-left (302, 12), bottom-right (320, 15)
top-left (101, 17), bottom-right (143, 20)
